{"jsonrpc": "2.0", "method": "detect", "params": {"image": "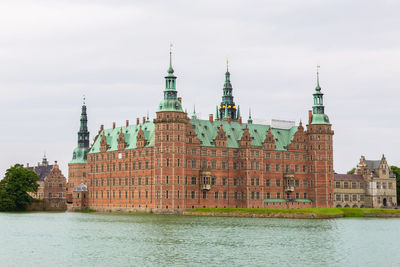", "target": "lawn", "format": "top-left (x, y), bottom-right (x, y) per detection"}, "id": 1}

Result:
top-left (187, 207), bottom-right (400, 217)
